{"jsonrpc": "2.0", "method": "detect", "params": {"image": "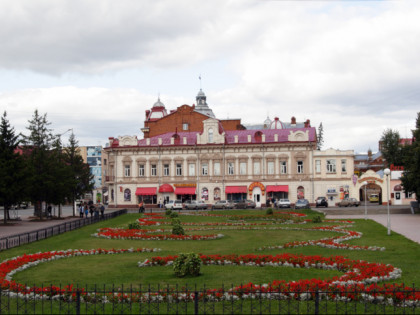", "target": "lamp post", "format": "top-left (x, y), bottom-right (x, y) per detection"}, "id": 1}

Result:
top-left (384, 168), bottom-right (391, 235)
top-left (362, 181), bottom-right (368, 220)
